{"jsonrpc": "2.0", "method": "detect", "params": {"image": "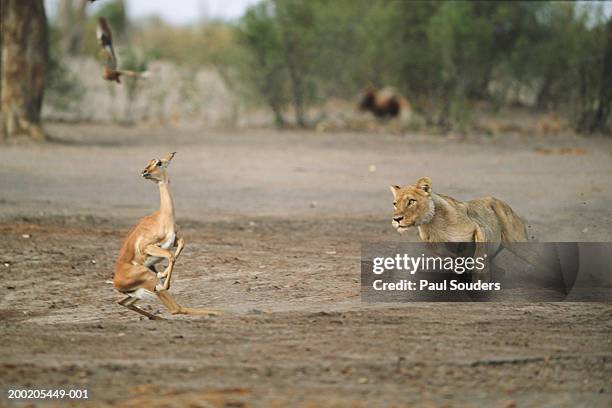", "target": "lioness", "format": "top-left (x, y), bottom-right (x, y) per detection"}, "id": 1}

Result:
top-left (390, 177), bottom-right (528, 283)
top-left (390, 177), bottom-right (527, 243)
